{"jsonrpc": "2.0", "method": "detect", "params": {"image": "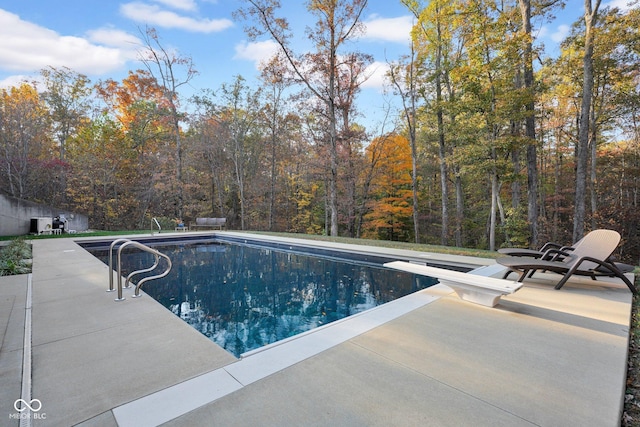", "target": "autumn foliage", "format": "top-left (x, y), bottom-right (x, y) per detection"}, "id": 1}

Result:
top-left (1, 3), bottom-right (639, 264)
